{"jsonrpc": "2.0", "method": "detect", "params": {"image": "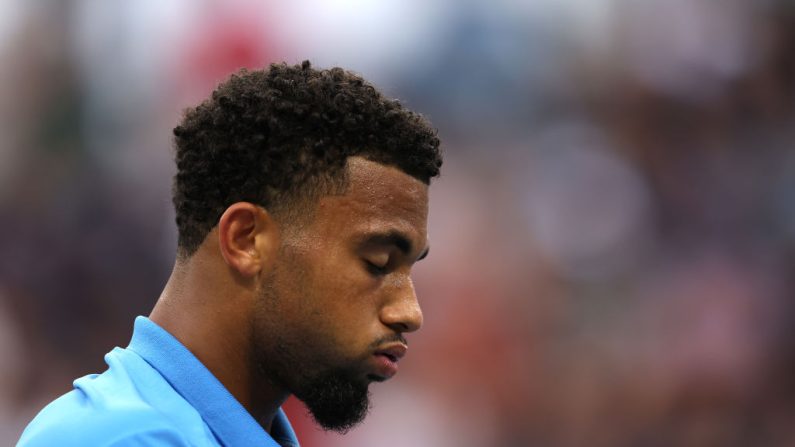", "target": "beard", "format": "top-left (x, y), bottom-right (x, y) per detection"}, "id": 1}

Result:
top-left (251, 327), bottom-right (373, 433)
top-left (252, 267), bottom-right (373, 433)
top-left (292, 366), bottom-right (371, 433)
top-left (254, 344), bottom-right (373, 433)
